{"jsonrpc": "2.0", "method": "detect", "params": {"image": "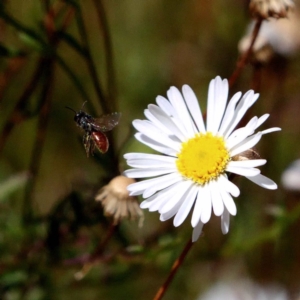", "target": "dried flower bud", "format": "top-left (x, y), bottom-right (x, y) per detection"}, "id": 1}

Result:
top-left (238, 9), bottom-right (300, 63)
top-left (249, 0), bottom-right (294, 19)
top-left (95, 176), bottom-right (144, 225)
